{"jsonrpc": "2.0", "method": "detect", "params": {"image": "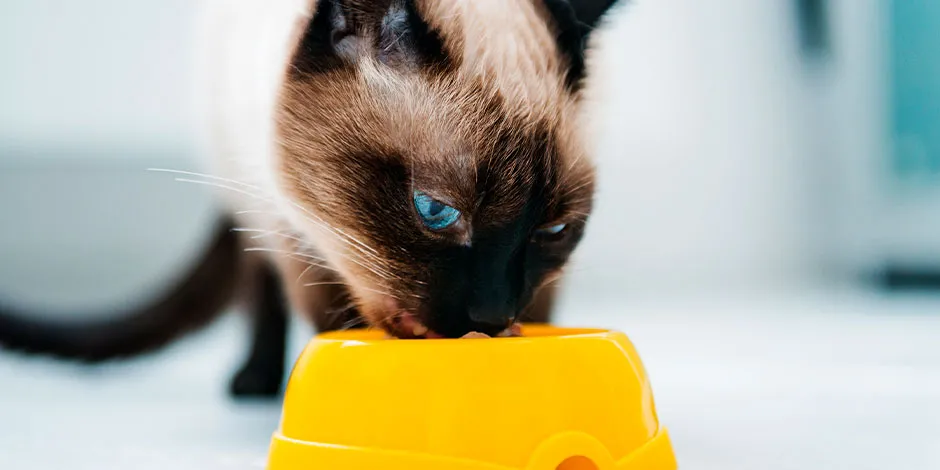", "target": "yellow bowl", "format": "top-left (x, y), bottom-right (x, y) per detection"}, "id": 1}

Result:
top-left (266, 325), bottom-right (677, 470)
